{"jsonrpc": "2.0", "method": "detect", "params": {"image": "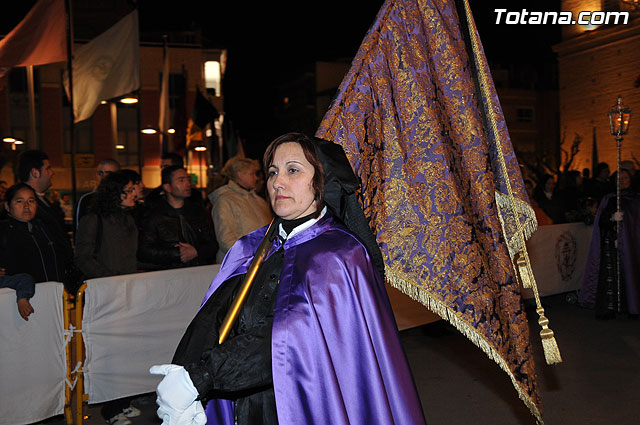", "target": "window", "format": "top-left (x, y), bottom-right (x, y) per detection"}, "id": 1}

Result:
top-left (204, 61), bottom-right (221, 97)
top-left (516, 108), bottom-right (534, 123)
